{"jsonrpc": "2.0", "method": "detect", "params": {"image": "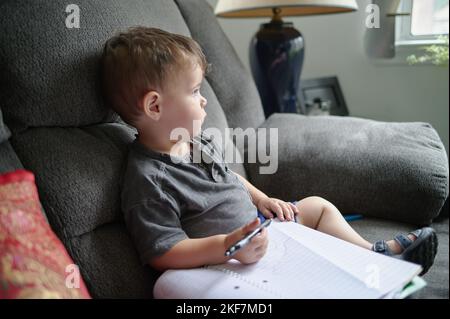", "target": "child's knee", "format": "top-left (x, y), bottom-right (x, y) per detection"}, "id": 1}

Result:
top-left (296, 196), bottom-right (330, 209)
top-left (295, 196), bottom-right (337, 222)
top-left (295, 196), bottom-right (328, 221)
